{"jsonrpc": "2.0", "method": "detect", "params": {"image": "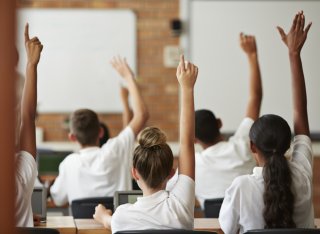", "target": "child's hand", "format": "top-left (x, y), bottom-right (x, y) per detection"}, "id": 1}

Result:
top-left (24, 23), bottom-right (43, 66)
top-left (277, 11), bottom-right (312, 54)
top-left (33, 214), bottom-right (41, 226)
top-left (239, 33), bottom-right (257, 55)
top-left (93, 204), bottom-right (112, 229)
top-left (111, 56), bottom-right (135, 81)
top-left (176, 55), bottom-right (198, 89)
